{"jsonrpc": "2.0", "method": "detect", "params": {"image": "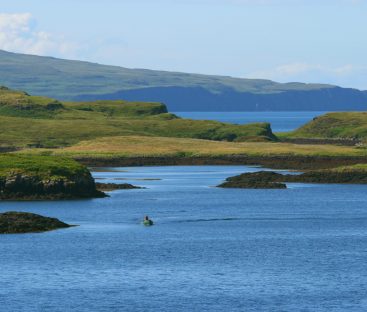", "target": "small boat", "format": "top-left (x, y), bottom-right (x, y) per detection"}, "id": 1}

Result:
top-left (143, 215), bottom-right (154, 226)
top-left (143, 219), bottom-right (154, 226)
